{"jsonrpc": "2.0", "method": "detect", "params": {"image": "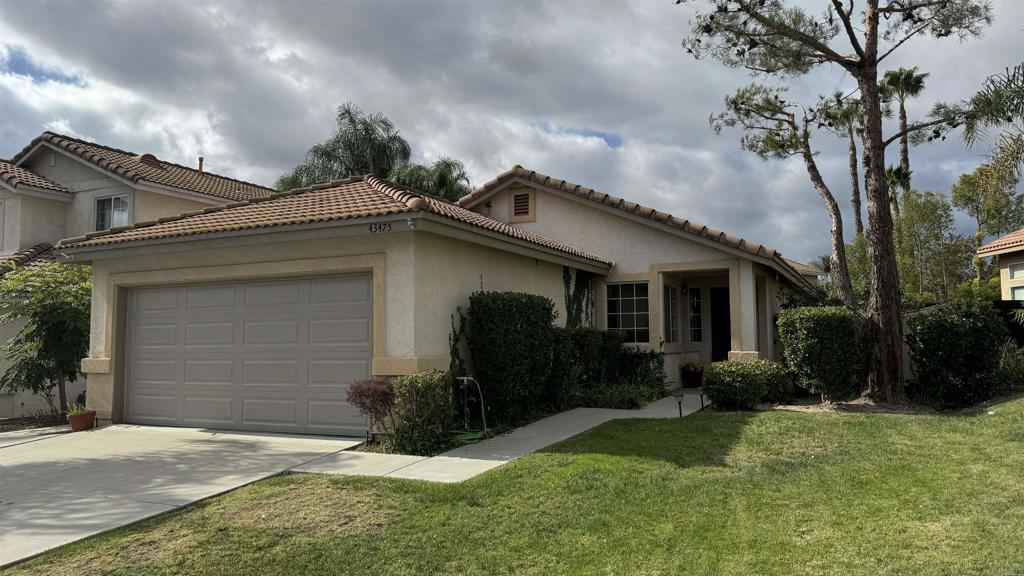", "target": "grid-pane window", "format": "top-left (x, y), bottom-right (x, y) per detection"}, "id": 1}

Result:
top-left (607, 282), bottom-right (649, 343)
top-left (1013, 286), bottom-right (1024, 301)
top-left (688, 287), bottom-right (703, 343)
top-left (663, 285), bottom-right (680, 343)
top-left (95, 195), bottom-right (129, 231)
top-left (1012, 264), bottom-right (1024, 280)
